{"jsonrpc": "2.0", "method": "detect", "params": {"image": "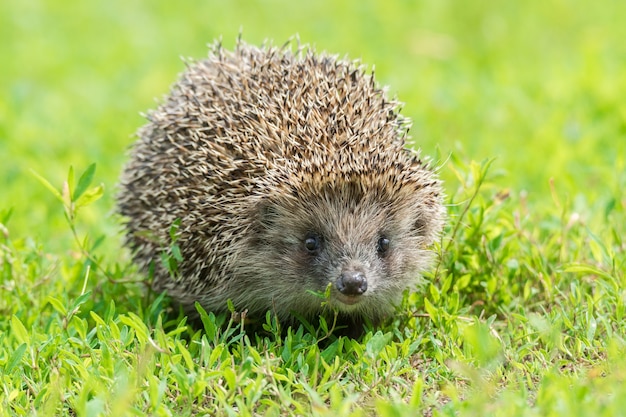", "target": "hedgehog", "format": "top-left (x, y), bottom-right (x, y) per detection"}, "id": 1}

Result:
top-left (118, 39), bottom-right (445, 335)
